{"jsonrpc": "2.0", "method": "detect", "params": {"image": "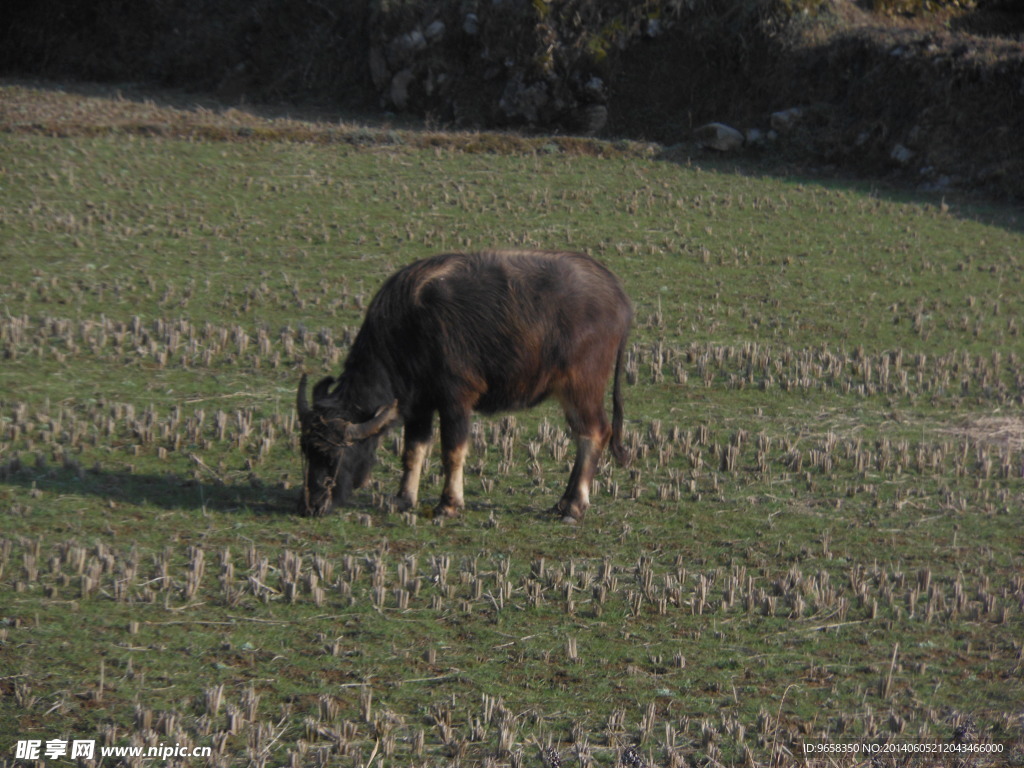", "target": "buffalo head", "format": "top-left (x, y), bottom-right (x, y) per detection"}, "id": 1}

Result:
top-left (296, 374), bottom-right (399, 516)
